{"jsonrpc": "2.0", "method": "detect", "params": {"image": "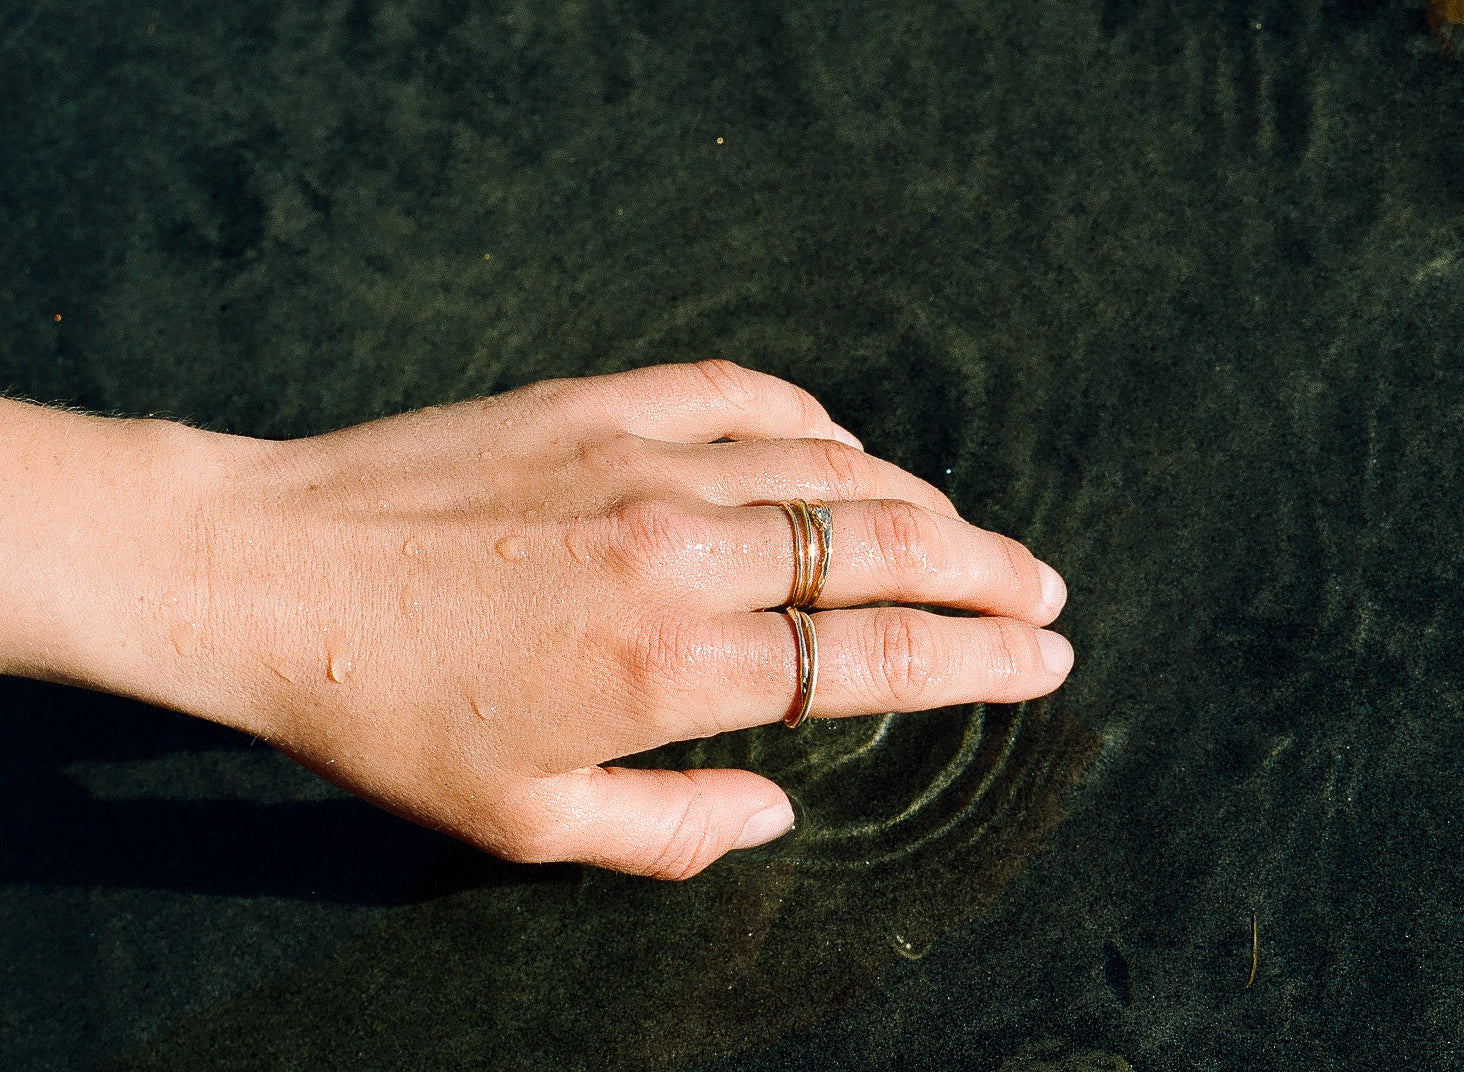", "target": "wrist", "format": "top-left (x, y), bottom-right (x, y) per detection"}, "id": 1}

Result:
top-left (0, 401), bottom-right (255, 722)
